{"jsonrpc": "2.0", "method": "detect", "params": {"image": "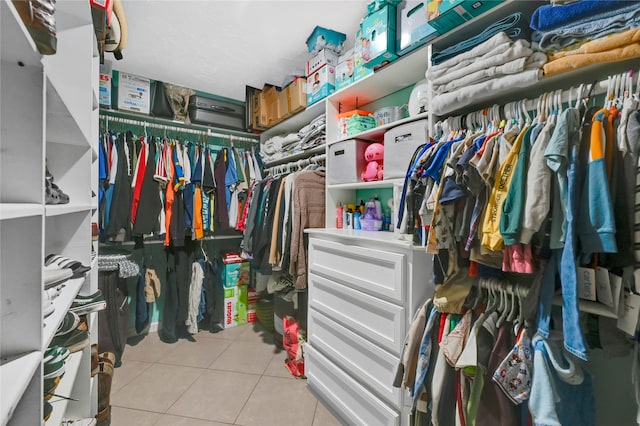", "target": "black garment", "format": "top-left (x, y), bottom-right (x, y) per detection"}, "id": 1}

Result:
top-left (135, 267), bottom-right (149, 334)
top-left (161, 241), bottom-right (195, 343)
top-left (170, 191), bottom-right (186, 247)
top-left (214, 149), bottom-right (229, 230)
top-left (242, 180), bottom-right (265, 253)
top-left (257, 179), bottom-right (283, 272)
top-left (281, 181), bottom-right (294, 273)
top-left (106, 132), bottom-right (133, 240)
top-left (98, 269), bottom-right (130, 367)
top-left (202, 148), bottom-right (216, 194)
top-left (204, 258), bottom-right (224, 328)
top-left (132, 138), bottom-right (162, 236)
